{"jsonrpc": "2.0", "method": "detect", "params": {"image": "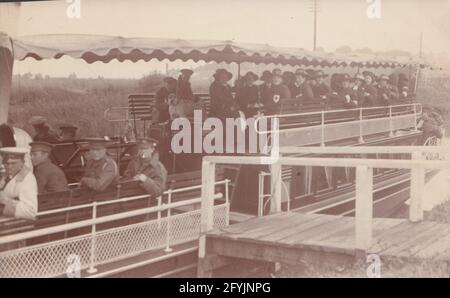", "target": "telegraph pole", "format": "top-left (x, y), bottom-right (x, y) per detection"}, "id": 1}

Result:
top-left (309, 0), bottom-right (319, 51)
